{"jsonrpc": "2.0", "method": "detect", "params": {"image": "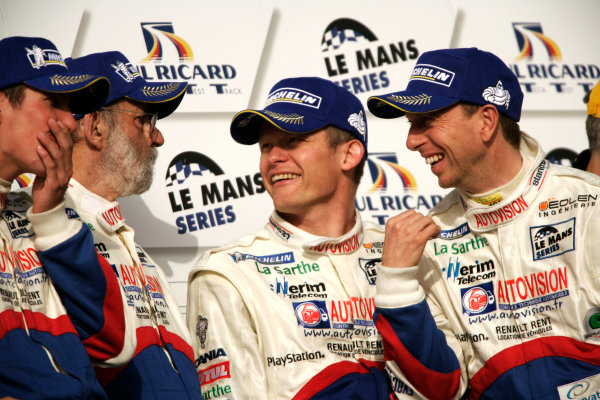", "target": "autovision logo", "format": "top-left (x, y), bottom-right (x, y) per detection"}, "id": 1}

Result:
top-left (165, 151), bottom-right (265, 234)
top-left (137, 21), bottom-right (239, 95)
top-left (321, 18), bottom-right (419, 95)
